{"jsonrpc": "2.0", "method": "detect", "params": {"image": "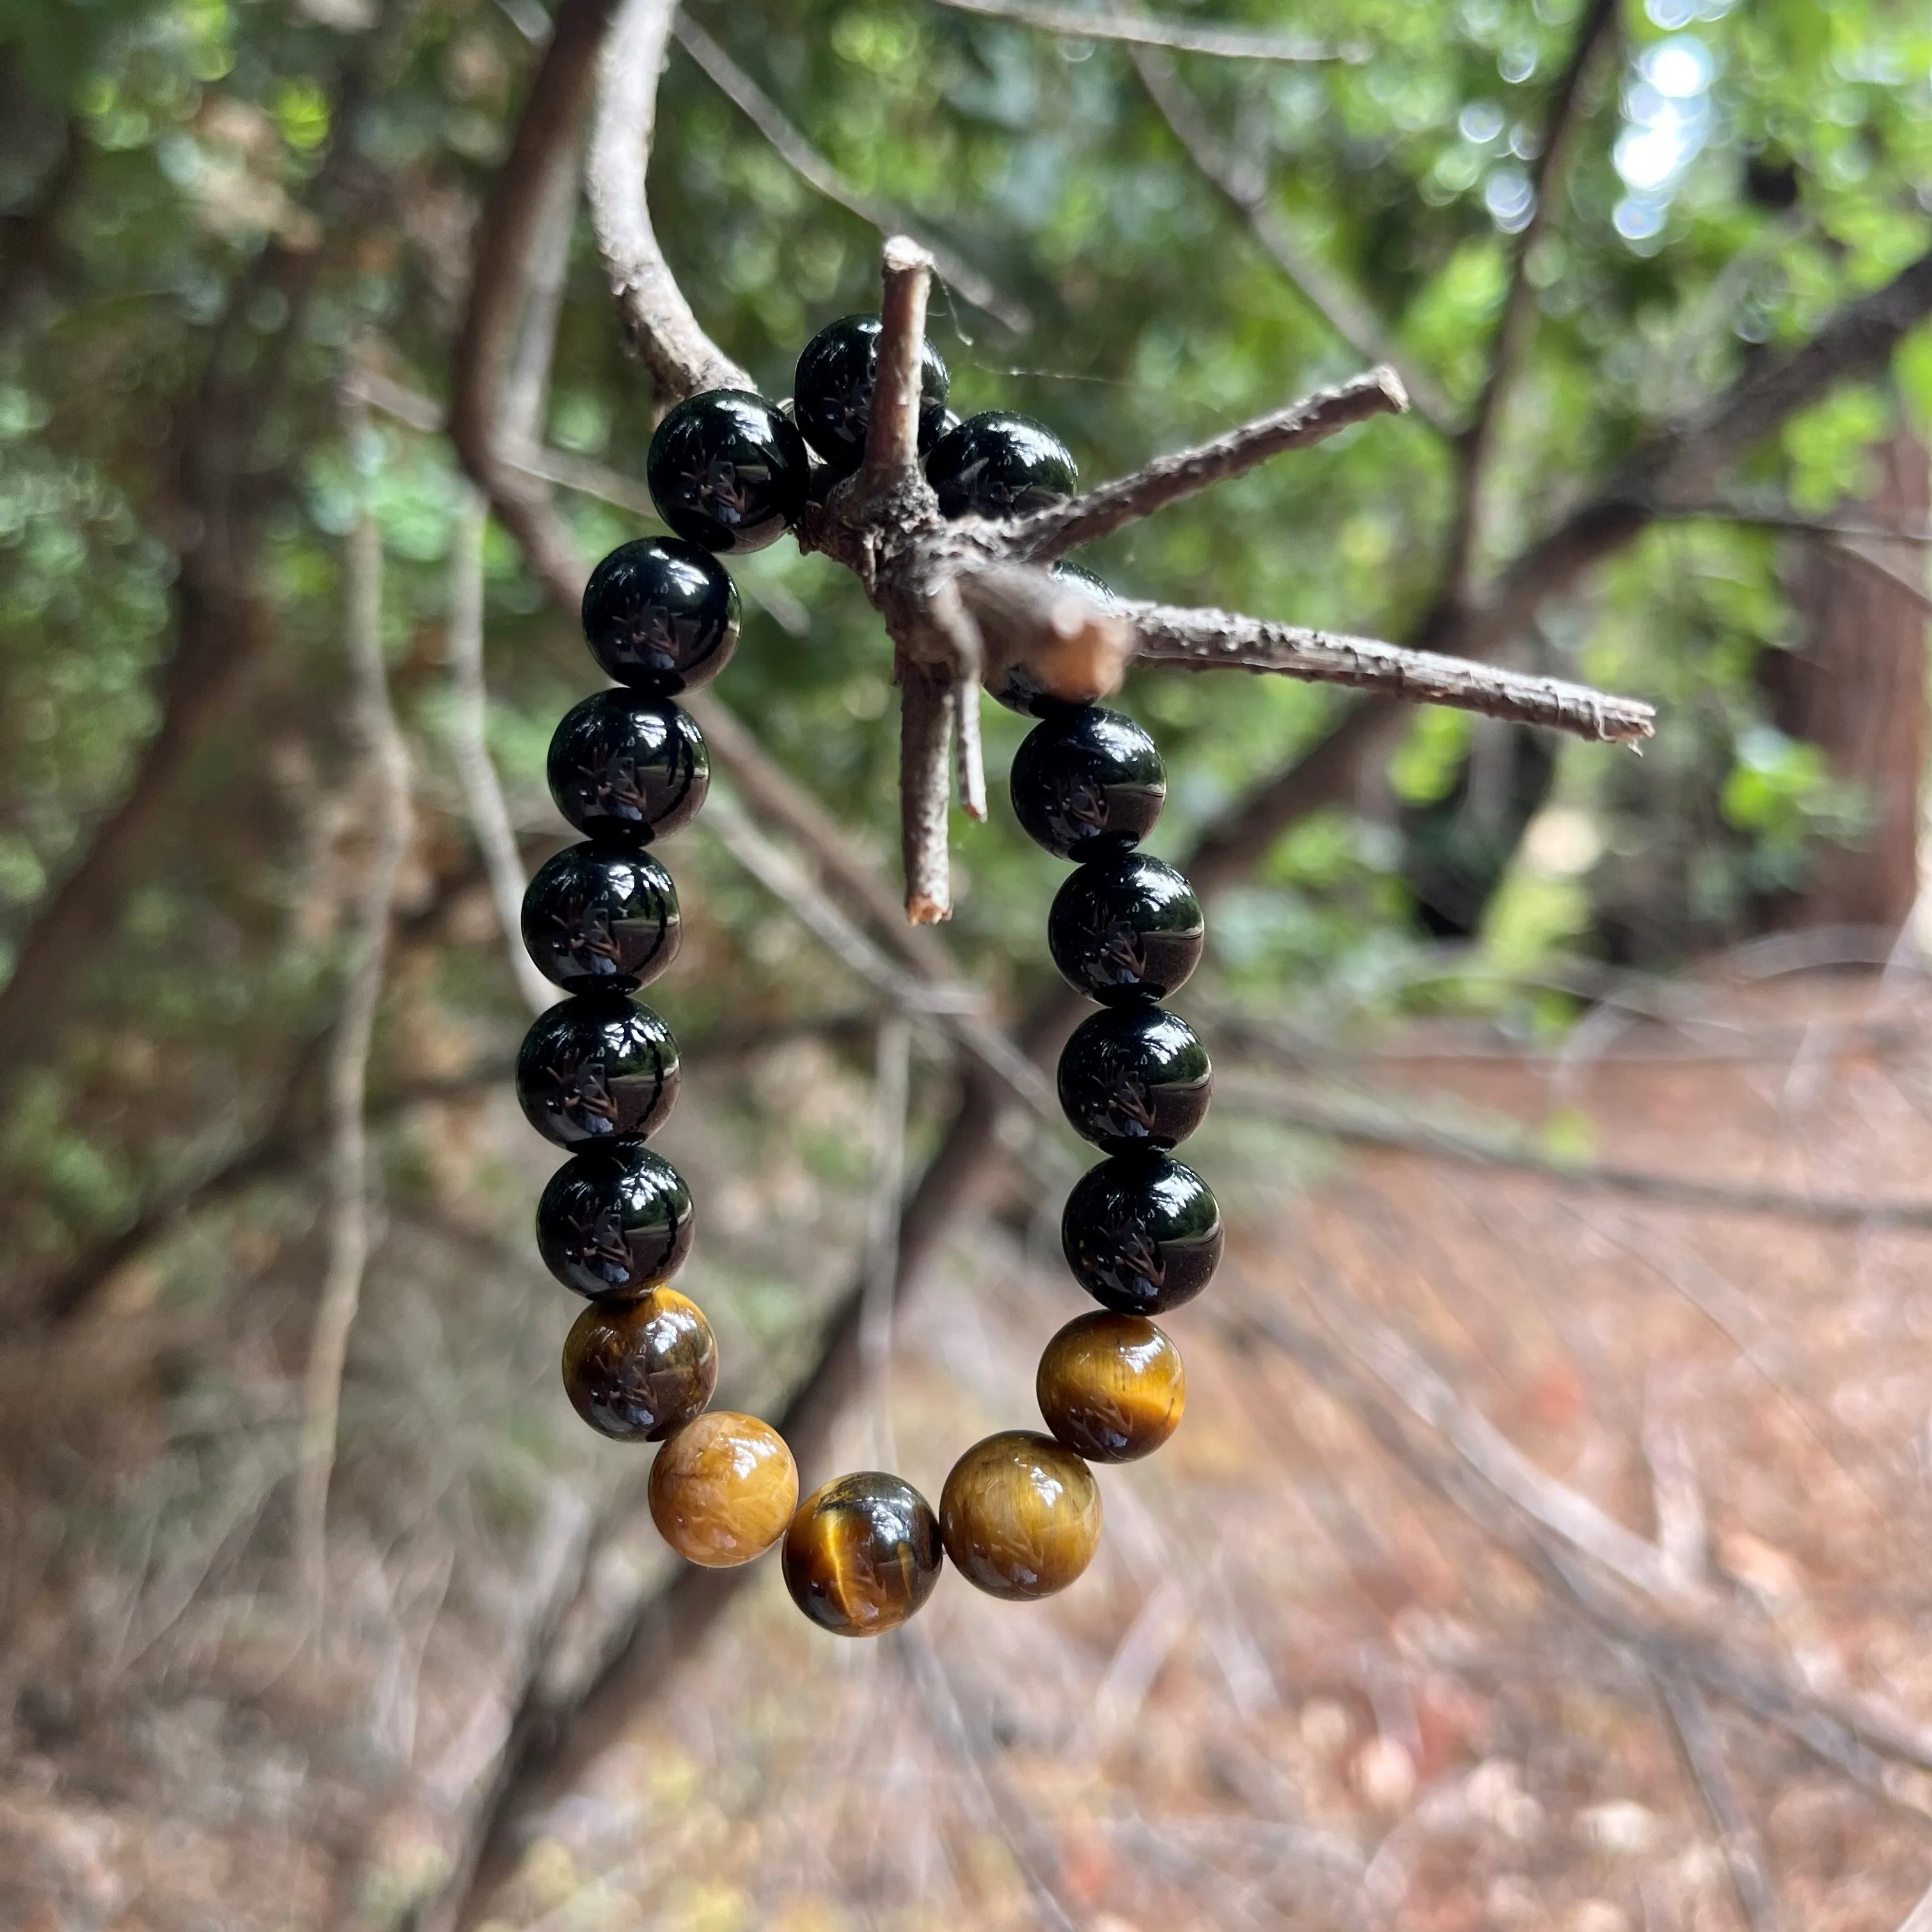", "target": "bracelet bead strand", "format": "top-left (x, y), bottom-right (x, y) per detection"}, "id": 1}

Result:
top-left (515, 322), bottom-right (1215, 1633)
